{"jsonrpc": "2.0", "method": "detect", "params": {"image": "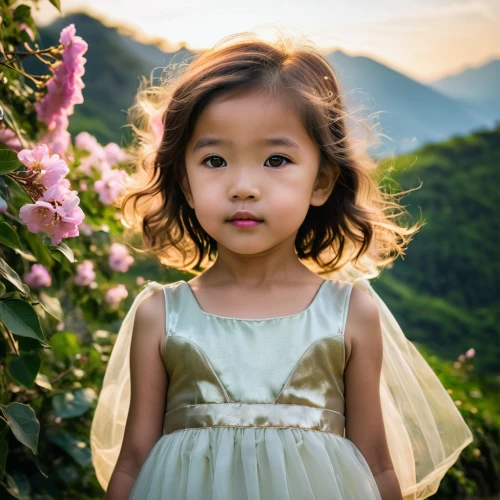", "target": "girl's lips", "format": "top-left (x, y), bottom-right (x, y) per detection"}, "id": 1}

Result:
top-left (229, 219), bottom-right (263, 228)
